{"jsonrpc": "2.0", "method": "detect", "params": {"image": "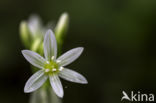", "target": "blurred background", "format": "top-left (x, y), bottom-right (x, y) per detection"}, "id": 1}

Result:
top-left (0, 0), bottom-right (156, 103)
